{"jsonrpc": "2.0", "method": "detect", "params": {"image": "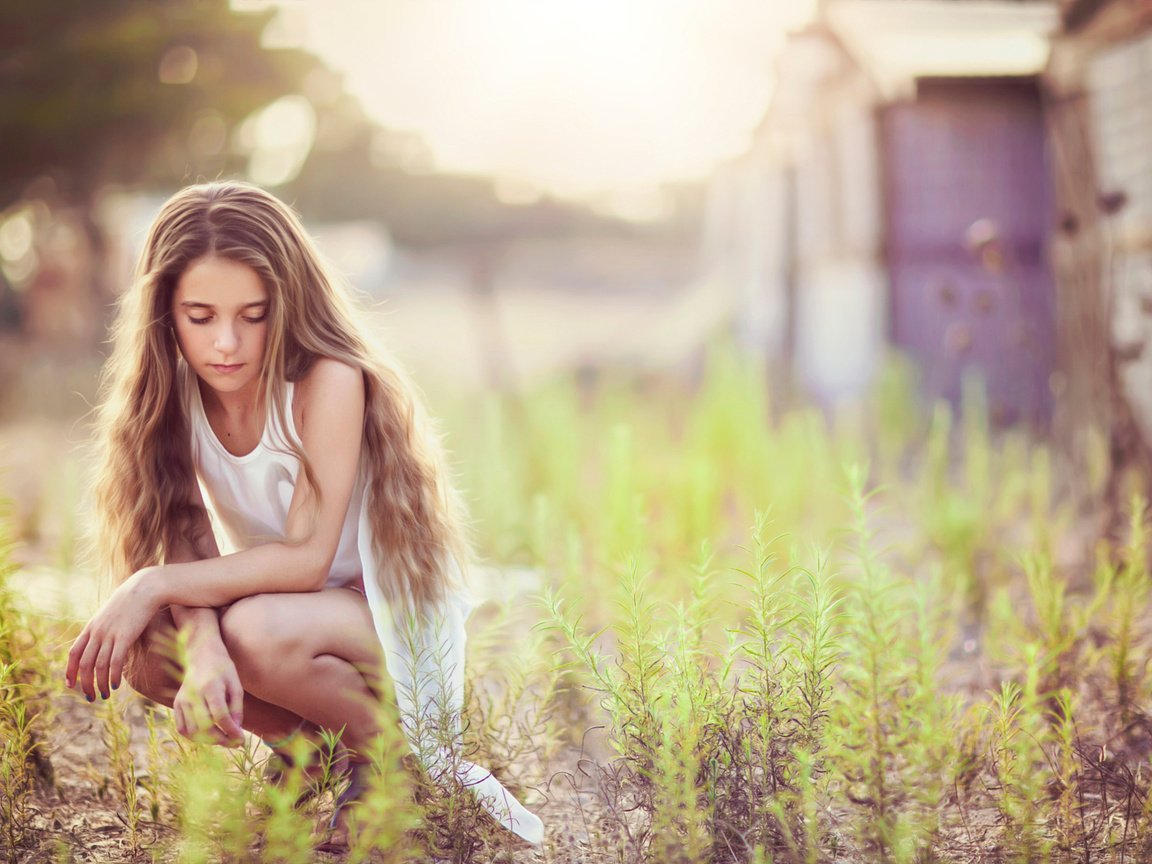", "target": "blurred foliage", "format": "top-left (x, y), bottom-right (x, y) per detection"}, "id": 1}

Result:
top-left (0, 0), bottom-right (662, 254)
top-left (287, 92), bottom-right (640, 248)
top-left (0, 0), bottom-right (319, 211)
